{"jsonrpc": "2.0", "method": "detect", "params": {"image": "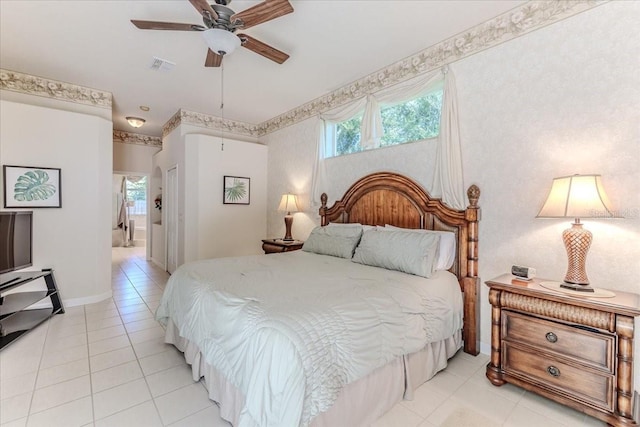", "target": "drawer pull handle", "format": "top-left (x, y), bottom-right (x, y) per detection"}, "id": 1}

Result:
top-left (547, 366), bottom-right (561, 377)
top-left (545, 332), bottom-right (558, 343)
